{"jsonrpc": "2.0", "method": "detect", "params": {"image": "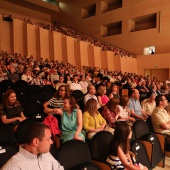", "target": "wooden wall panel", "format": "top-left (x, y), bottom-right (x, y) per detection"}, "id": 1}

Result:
top-left (52, 32), bottom-right (63, 62)
top-left (25, 23), bottom-right (37, 58)
top-left (94, 46), bottom-right (101, 68)
top-left (0, 14), bottom-right (11, 52)
top-left (39, 28), bottom-right (50, 60)
top-left (66, 36), bottom-right (75, 65)
top-left (101, 50), bottom-right (108, 69)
